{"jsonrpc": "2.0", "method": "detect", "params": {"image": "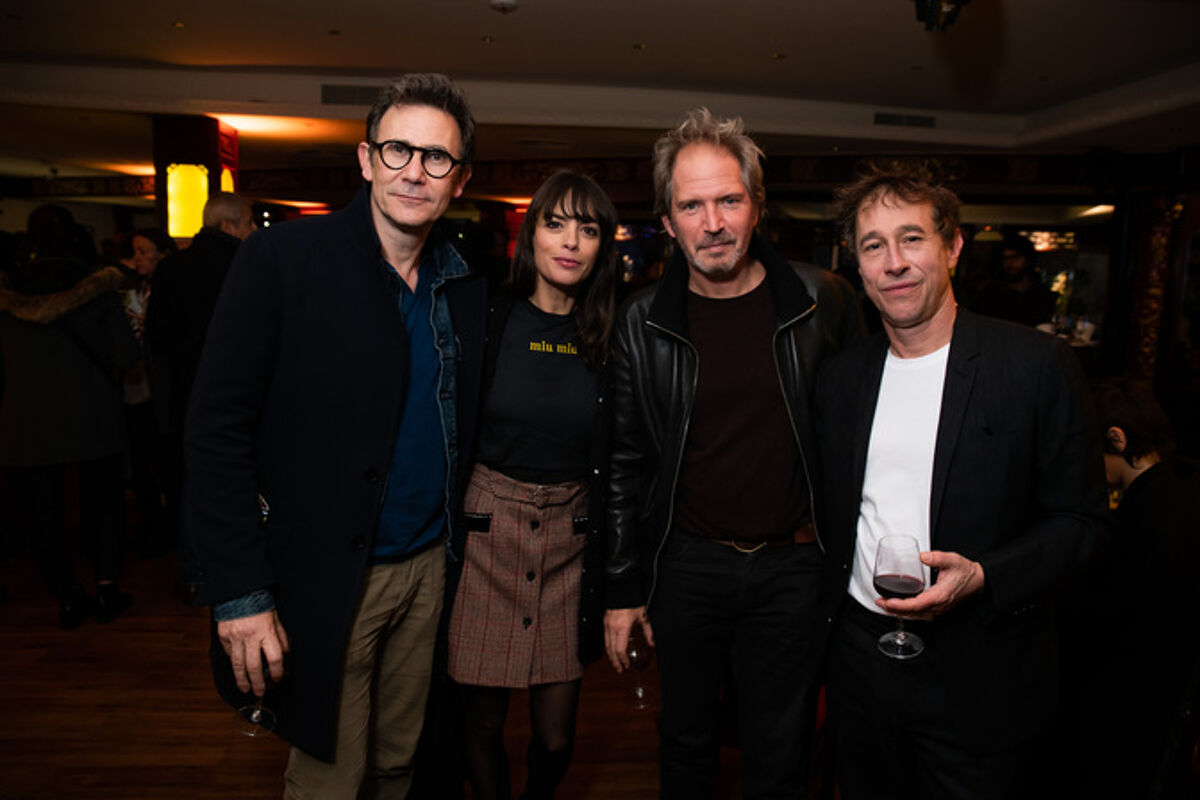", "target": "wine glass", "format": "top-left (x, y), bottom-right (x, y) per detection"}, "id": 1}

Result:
top-left (234, 689), bottom-right (277, 737)
top-left (626, 626), bottom-right (653, 710)
top-left (872, 535), bottom-right (926, 660)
